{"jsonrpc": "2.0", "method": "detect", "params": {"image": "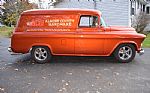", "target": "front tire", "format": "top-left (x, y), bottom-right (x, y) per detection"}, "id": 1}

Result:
top-left (114, 44), bottom-right (136, 63)
top-left (31, 46), bottom-right (52, 64)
